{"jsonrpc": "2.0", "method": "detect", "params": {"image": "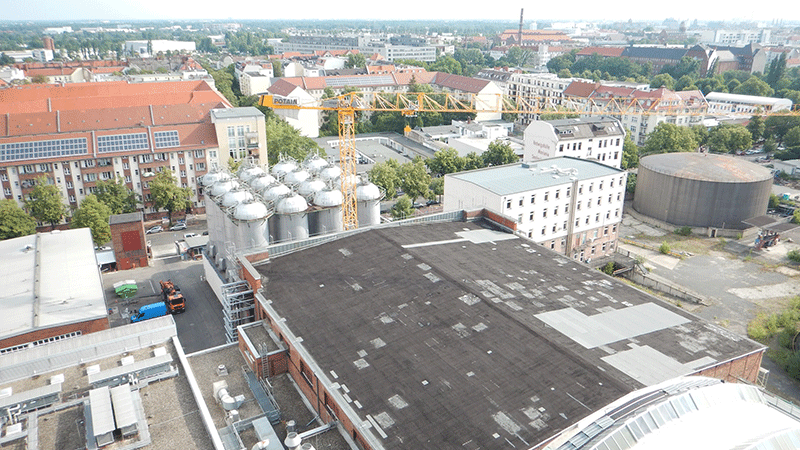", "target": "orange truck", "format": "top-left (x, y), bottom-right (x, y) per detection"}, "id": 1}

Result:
top-left (159, 280), bottom-right (186, 314)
